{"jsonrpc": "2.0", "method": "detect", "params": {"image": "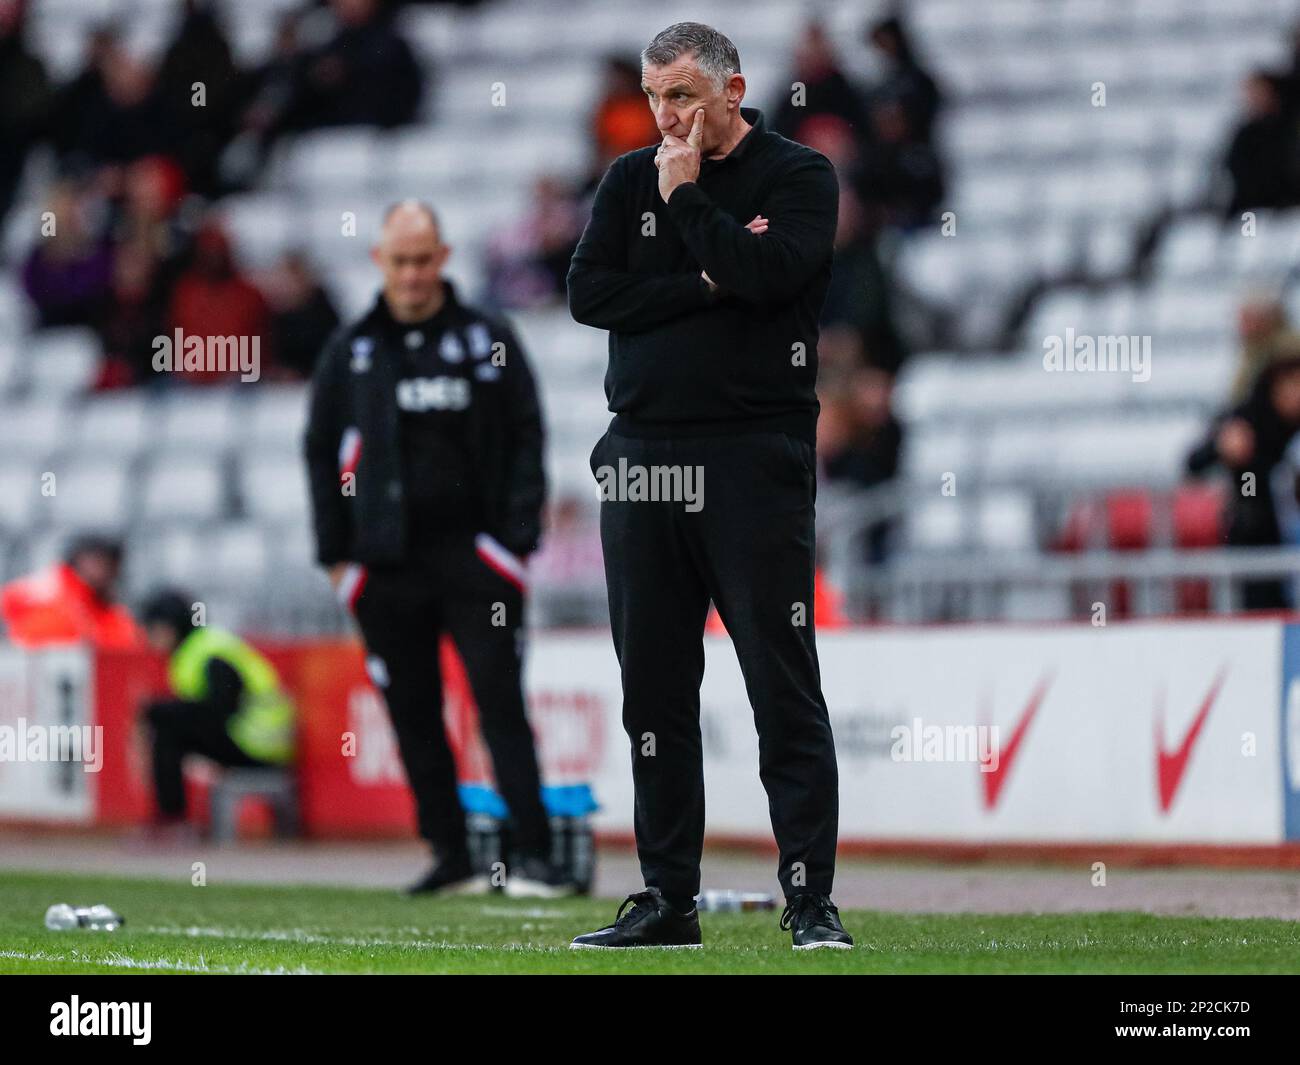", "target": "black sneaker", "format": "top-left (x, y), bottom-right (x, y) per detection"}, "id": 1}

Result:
top-left (570, 888), bottom-right (702, 949)
top-left (403, 855), bottom-right (490, 897)
top-left (781, 893), bottom-right (854, 950)
top-left (505, 855), bottom-right (576, 899)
